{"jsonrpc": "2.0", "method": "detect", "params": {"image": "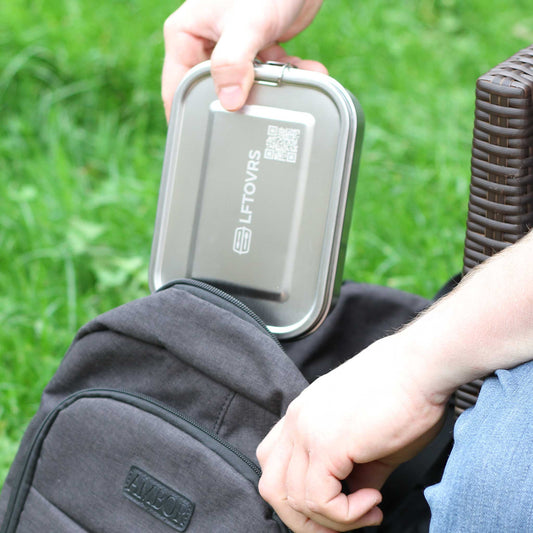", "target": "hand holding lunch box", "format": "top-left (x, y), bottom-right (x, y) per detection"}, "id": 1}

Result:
top-left (150, 61), bottom-right (364, 339)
